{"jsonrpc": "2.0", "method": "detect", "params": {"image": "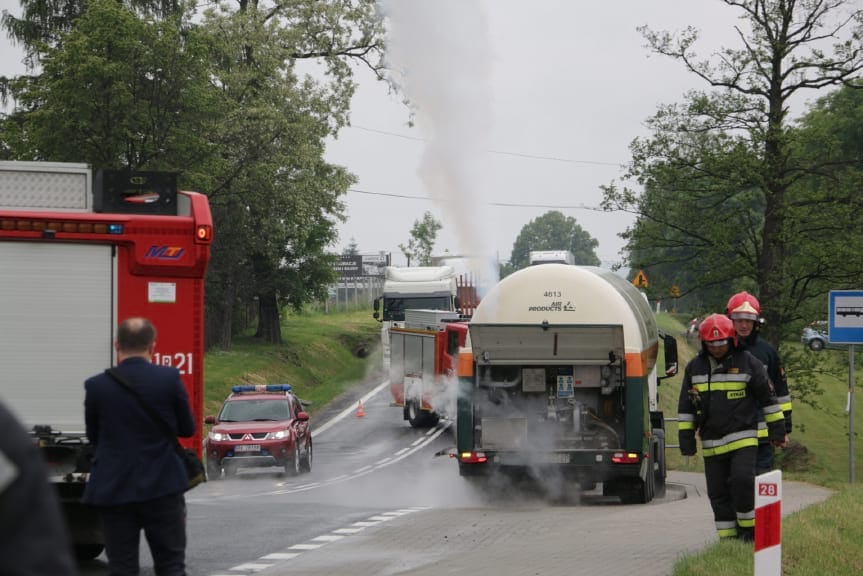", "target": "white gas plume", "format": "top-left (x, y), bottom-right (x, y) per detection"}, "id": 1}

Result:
top-left (378, 0), bottom-right (498, 286)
